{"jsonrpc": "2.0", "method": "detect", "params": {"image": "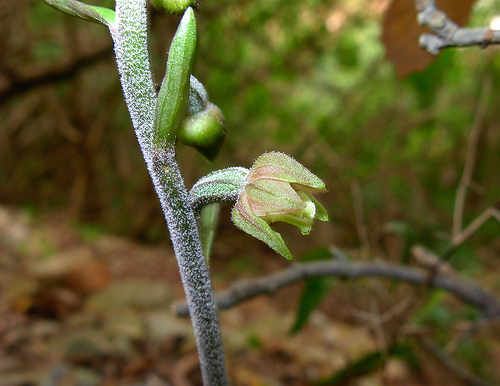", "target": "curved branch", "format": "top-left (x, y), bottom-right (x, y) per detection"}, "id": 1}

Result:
top-left (0, 43), bottom-right (113, 105)
top-left (415, 0), bottom-right (500, 55)
top-left (174, 260), bottom-right (500, 318)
